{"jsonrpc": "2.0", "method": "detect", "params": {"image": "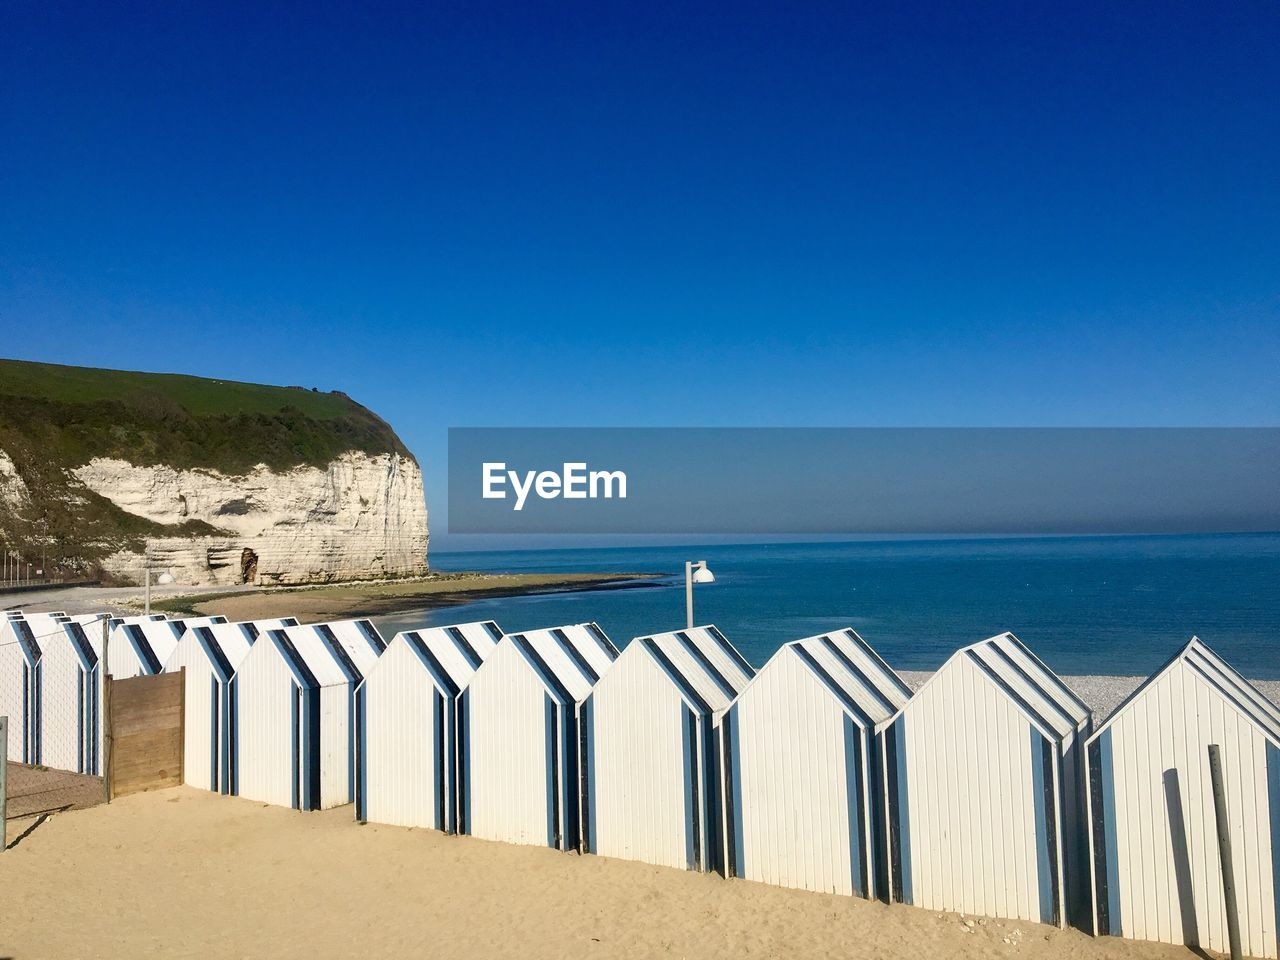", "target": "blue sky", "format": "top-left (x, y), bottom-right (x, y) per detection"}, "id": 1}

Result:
top-left (2, 2), bottom-right (1277, 545)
